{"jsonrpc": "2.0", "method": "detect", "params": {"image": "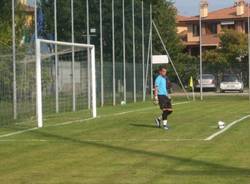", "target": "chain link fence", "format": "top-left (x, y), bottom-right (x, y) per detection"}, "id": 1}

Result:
top-left (0, 0), bottom-right (153, 127)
